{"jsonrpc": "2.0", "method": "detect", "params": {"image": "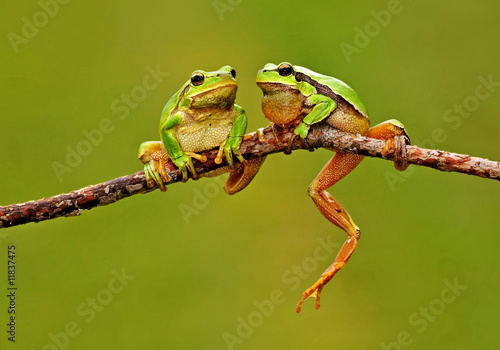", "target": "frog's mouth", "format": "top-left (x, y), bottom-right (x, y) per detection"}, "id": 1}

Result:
top-left (256, 82), bottom-right (299, 95)
top-left (190, 83), bottom-right (238, 109)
